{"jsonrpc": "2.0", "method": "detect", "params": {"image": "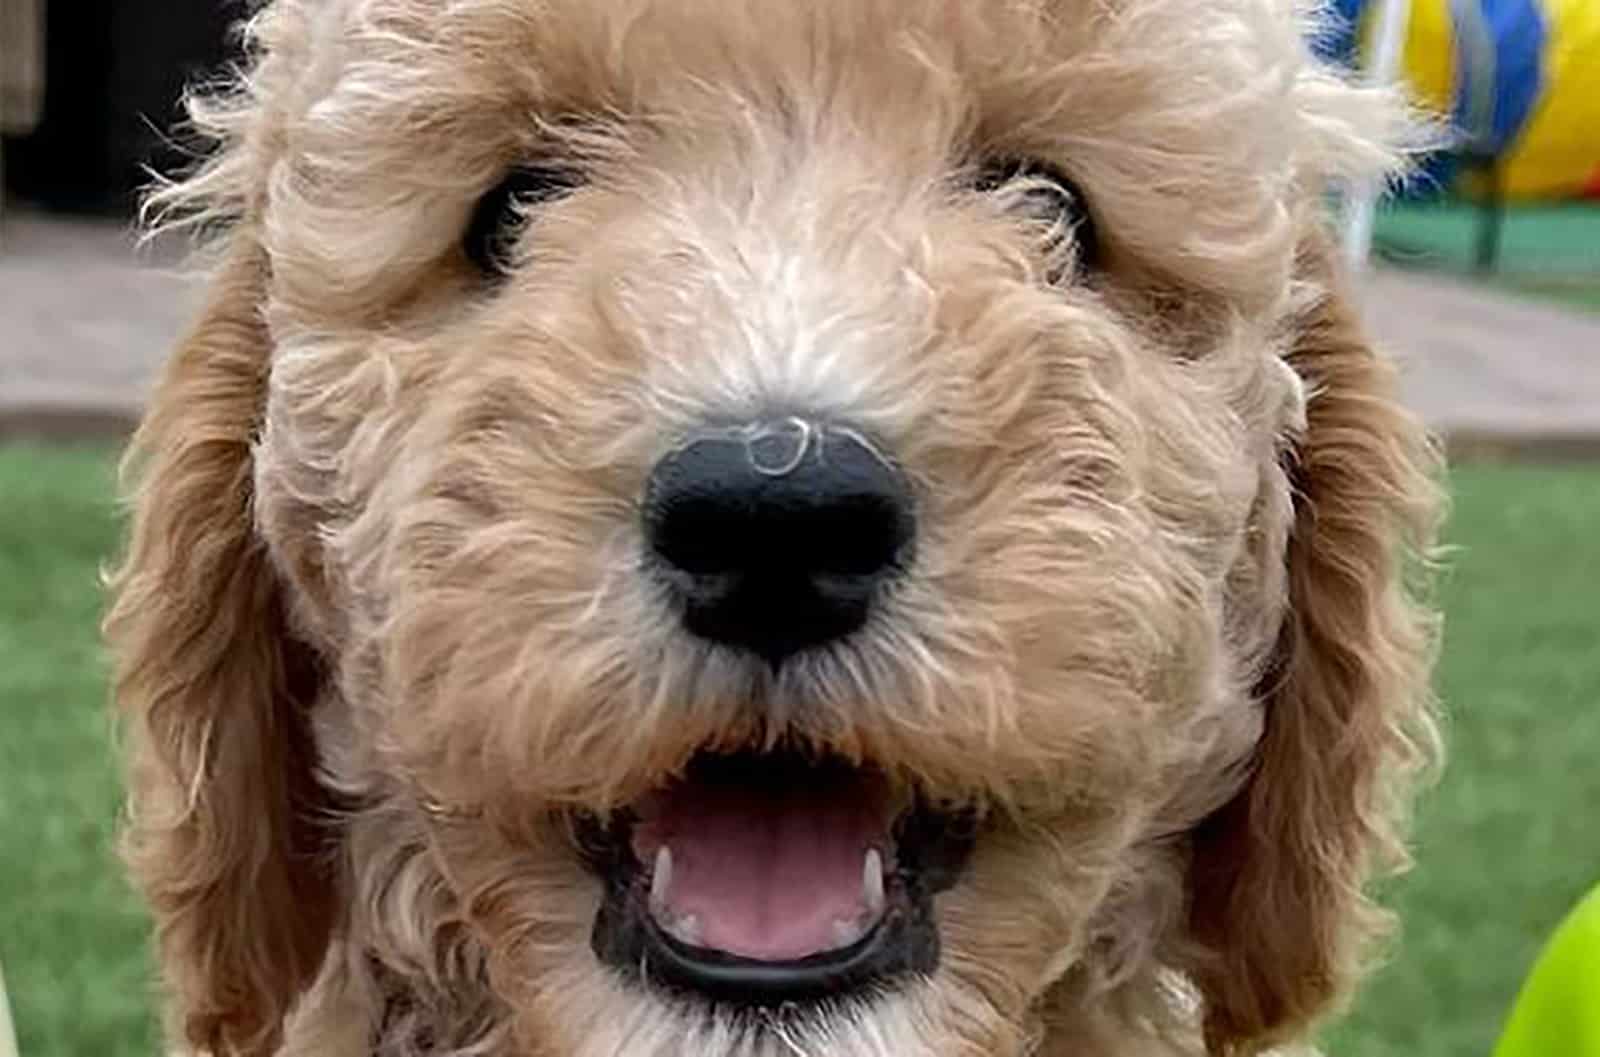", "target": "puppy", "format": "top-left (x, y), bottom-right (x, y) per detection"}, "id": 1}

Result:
top-left (106, 2), bottom-right (1440, 1055)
